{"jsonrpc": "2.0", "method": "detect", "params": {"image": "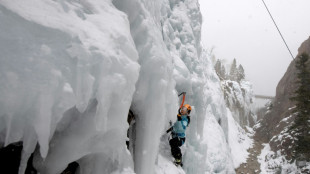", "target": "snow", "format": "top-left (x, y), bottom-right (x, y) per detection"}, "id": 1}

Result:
top-left (258, 118), bottom-right (310, 174)
top-left (0, 0), bottom-right (253, 174)
top-left (221, 79), bottom-right (256, 127)
top-left (280, 115), bottom-right (293, 123)
top-left (201, 110), bottom-right (235, 173)
top-left (258, 144), bottom-right (296, 174)
top-left (155, 154), bottom-right (185, 174)
top-left (288, 106), bottom-right (296, 110)
top-left (227, 108), bottom-right (253, 168)
top-left (258, 143), bottom-right (310, 174)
